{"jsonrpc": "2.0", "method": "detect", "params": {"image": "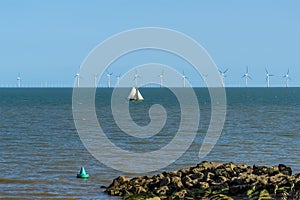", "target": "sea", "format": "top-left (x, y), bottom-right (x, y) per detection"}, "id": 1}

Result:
top-left (0, 88), bottom-right (300, 199)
